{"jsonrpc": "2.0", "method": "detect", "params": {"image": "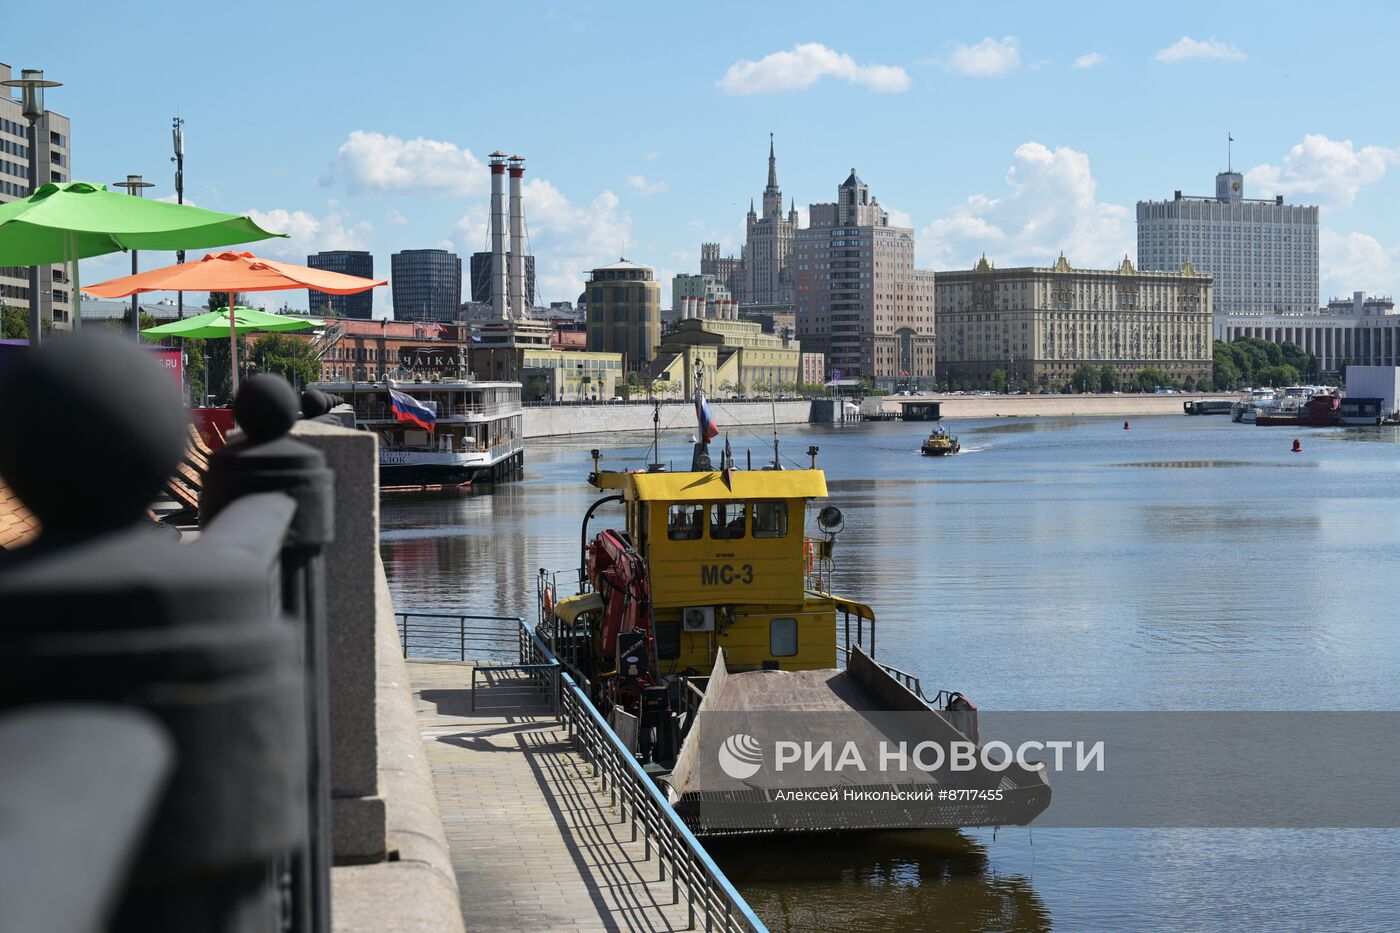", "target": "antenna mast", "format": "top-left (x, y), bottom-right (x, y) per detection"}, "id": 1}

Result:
top-left (770, 387), bottom-right (780, 470)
